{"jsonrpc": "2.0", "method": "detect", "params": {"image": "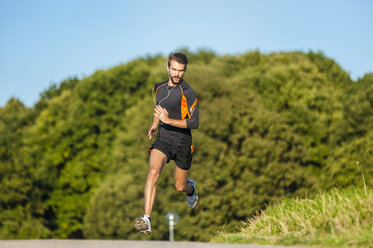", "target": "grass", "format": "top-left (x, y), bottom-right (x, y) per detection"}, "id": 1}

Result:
top-left (212, 187), bottom-right (373, 247)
